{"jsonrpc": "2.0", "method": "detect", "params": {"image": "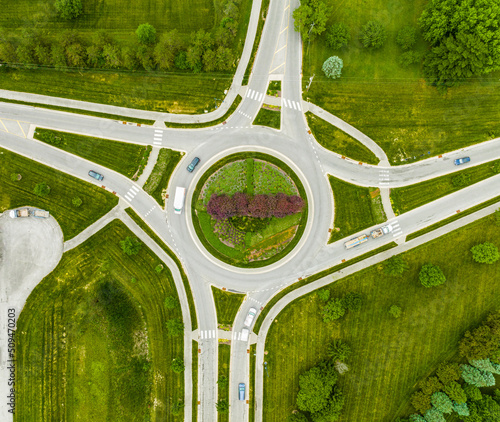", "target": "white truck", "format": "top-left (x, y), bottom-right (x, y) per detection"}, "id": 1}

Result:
top-left (173, 187), bottom-right (186, 215)
top-left (9, 208), bottom-right (30, 218)
top-left (370, 225), bottom-right (393, 238)
top-left (32, 209), bottom-right (50, 218)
